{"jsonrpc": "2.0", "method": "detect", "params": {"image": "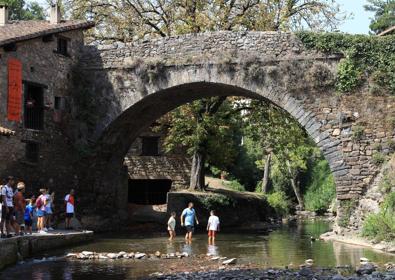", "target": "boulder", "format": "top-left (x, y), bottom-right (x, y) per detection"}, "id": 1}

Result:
top-left (360, 257), bottom-right (369, 263)
top-left (357, 263), bottom-right (376, 275)
top-left (81, 251), bottom-right (94, 256)
top-left (299, 267), bottom-right (313, 277)
top-left (135, 253), bottom-right (146, 259)
top-left (107, 253), bottom-right (118, 259)
top-left (222, 258), bottom-right (237, 265)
